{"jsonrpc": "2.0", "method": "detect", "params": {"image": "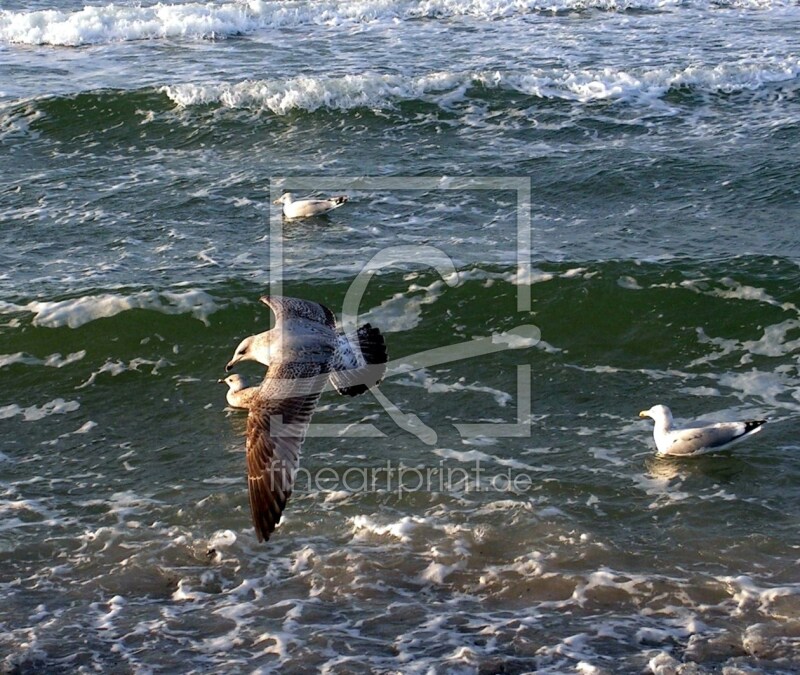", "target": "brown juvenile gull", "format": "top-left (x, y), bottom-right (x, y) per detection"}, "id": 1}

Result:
top-left (273, 192), bottom-right (348, 219)
top-left (219, 374), bottom-right (260, 410)
top-left (639, 404), bottom-right (766, 457)
top-left (225, 295), bottom-right (387, 542)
